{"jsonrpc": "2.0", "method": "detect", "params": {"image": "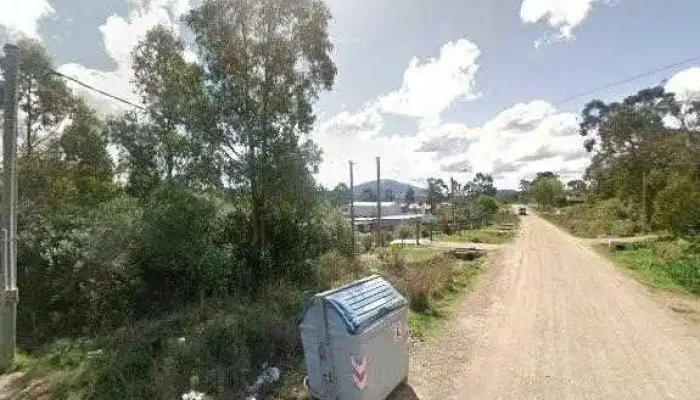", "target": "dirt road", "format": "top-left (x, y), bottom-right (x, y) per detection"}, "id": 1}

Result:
top-left (401, 214), bottom-right (700, 400)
